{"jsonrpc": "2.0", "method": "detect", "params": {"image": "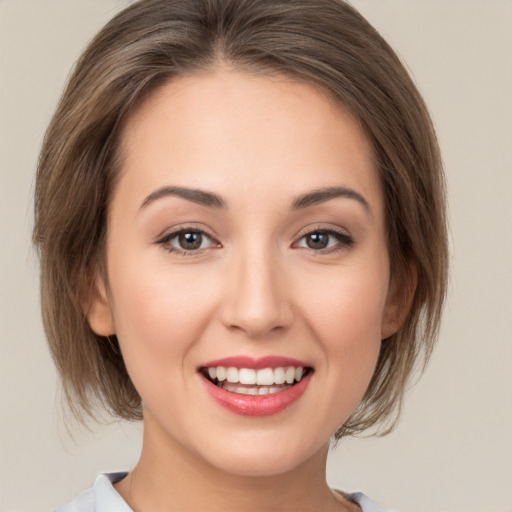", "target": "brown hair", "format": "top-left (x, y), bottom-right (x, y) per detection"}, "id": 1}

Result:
top-left (33, 0), bottom-right (448, 438)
